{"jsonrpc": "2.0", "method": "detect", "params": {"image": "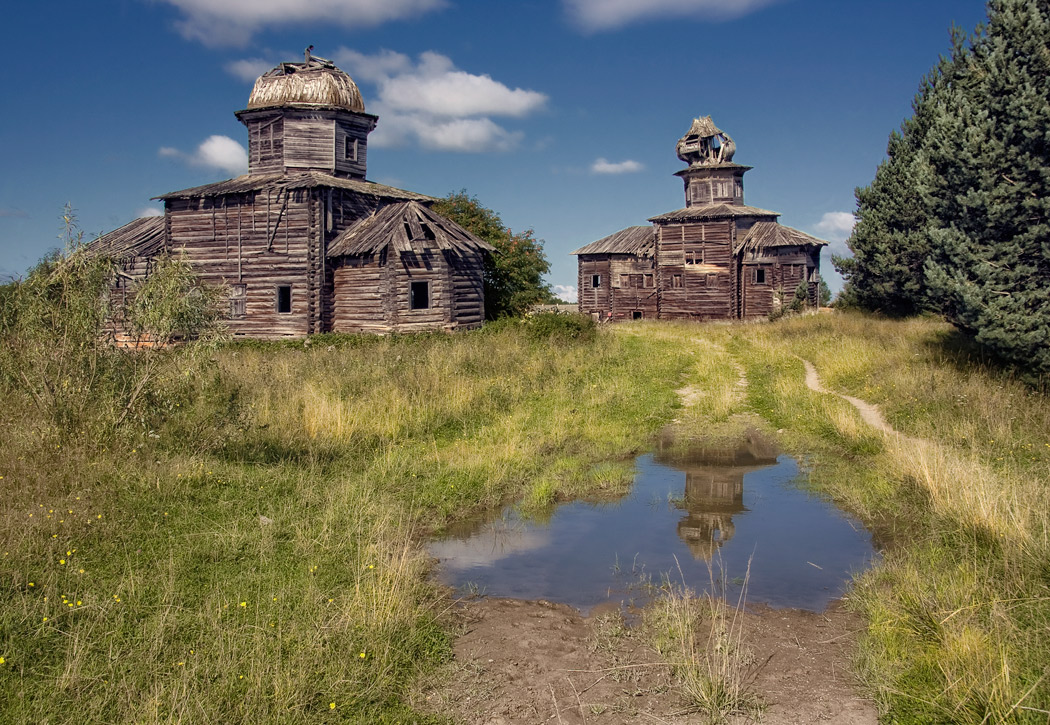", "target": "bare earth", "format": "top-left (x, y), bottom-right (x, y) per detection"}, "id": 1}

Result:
top-left (415, 597), bottom-right (878, 724)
